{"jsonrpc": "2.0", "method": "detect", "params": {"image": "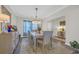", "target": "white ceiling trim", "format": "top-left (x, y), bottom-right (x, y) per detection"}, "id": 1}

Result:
top-left (4, 5), bottom-right (24, 18)
top-left (4, 5), bottom-right (15, 15)
top-left (43, 5), bottom-right (70, 20)
top-left (4, 5), bottom-right (70, 20)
